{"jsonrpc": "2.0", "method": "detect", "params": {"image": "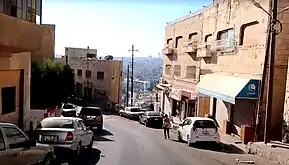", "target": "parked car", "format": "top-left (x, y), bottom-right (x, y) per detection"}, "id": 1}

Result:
top-left (34, 117), bottom-right (94, 161)
top-left (139, 111), bottom-right (163, 128)
top-left (0, 122), bottom-right (56, 165)
top-left (119, 106), bottom-right (144, 120)
top-left (61, 103), bottom-right (81, 117)
top-left (78, 106), bottom-right (103, 132)
top-left (177, 117), bottom-right (220, 146)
